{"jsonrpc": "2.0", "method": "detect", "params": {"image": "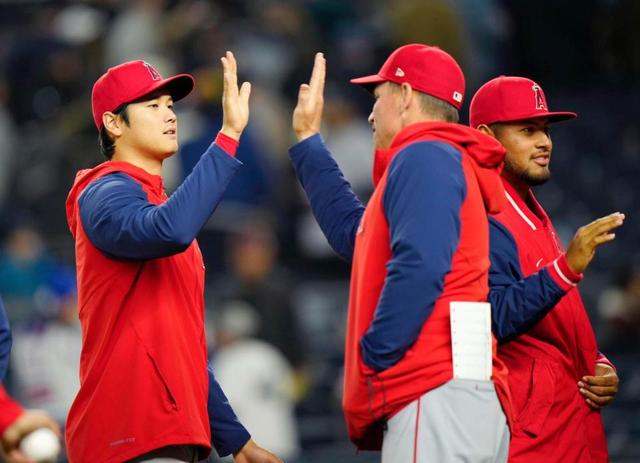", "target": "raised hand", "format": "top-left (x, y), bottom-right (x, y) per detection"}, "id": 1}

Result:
top-left (565, 212), bottom-right (625, 274)
top-left (233, 439), bottom-right (283, 463)
top-left (292, 52), bottom-right (326, 142)
top-left (220, 51), bottom-right (252, 141)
